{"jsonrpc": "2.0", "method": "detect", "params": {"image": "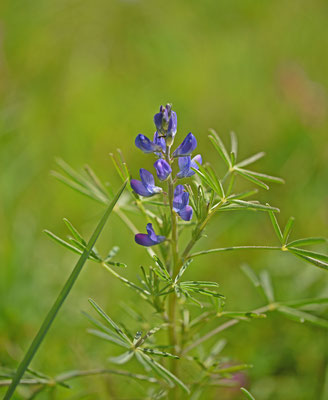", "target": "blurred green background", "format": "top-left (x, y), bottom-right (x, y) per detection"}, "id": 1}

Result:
top-left (1, 0), bottom-right (328, 399)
